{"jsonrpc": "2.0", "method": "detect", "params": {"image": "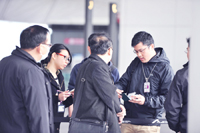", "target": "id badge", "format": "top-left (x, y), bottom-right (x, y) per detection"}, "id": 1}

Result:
top-left (144, 82), bottom-right (150, 93)
top-left (58, 102), bottom-right (65, 112)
